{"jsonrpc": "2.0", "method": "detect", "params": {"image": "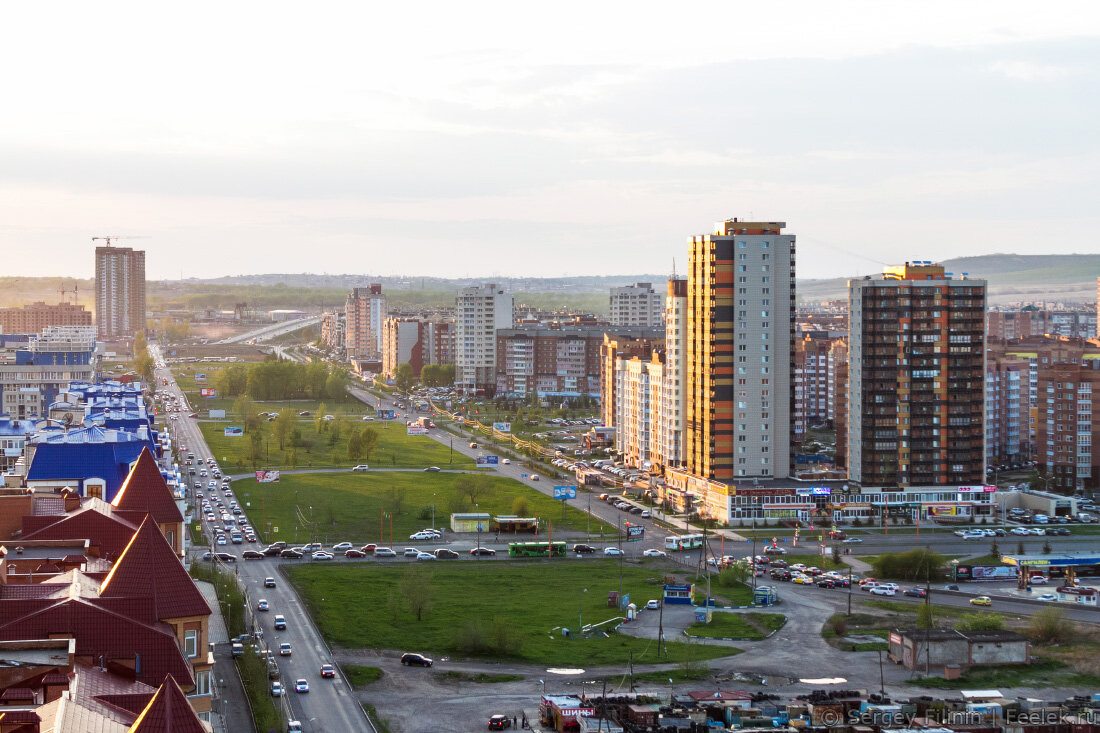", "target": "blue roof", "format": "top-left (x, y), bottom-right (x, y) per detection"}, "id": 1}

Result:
top-left (27, 426), bottom-right (158, 502)
top-left (0, 418), bottom-right (36, 437)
